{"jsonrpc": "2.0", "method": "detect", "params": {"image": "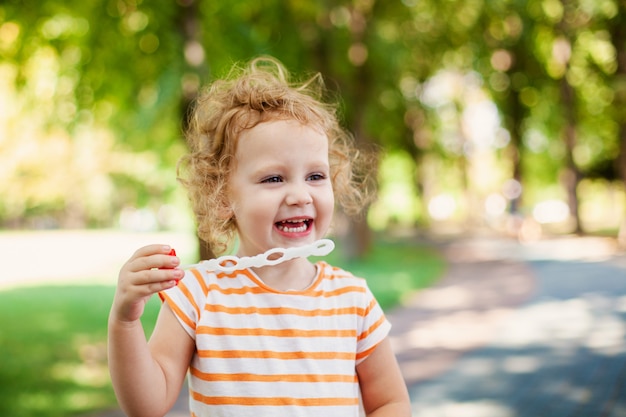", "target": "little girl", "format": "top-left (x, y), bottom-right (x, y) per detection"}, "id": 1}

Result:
top-left (108, 57), bottom-right (411, 417)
